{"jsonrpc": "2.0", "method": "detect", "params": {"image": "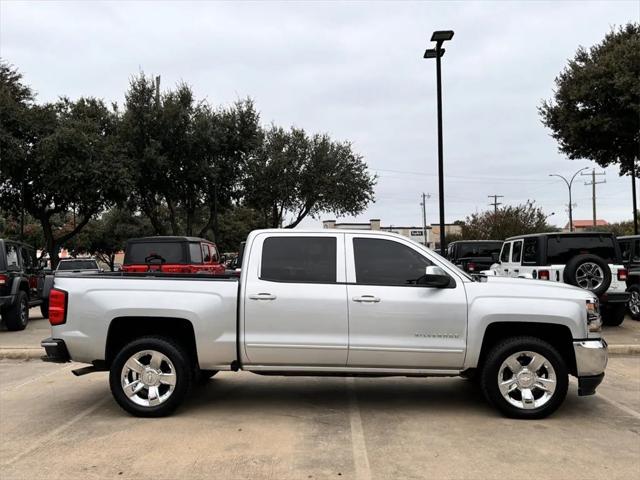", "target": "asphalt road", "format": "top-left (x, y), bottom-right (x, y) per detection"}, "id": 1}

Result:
top-left (0, 357), bottom-right (638, 480)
